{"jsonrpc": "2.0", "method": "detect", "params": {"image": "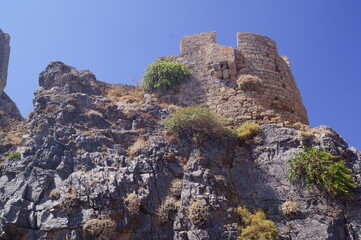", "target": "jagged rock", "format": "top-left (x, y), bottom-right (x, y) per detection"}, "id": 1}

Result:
top-left (0, 29), bottom-right (23, 153)
top-left (0, 29), bottom-right (10, 95)
top-left (0, 33), bottom-right (360, 240)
